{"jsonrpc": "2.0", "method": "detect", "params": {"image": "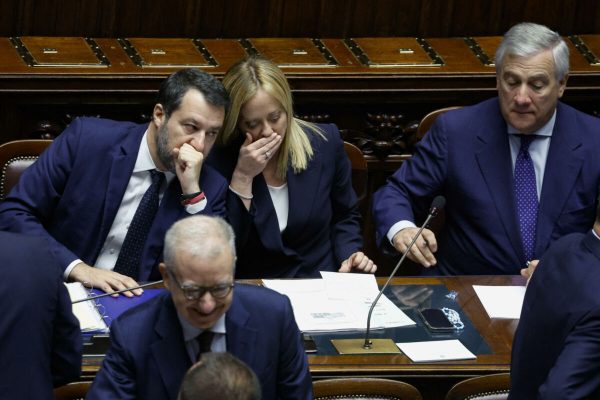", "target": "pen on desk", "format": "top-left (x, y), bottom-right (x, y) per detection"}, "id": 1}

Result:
top-left (71, 280), bottom-right (163, 304)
